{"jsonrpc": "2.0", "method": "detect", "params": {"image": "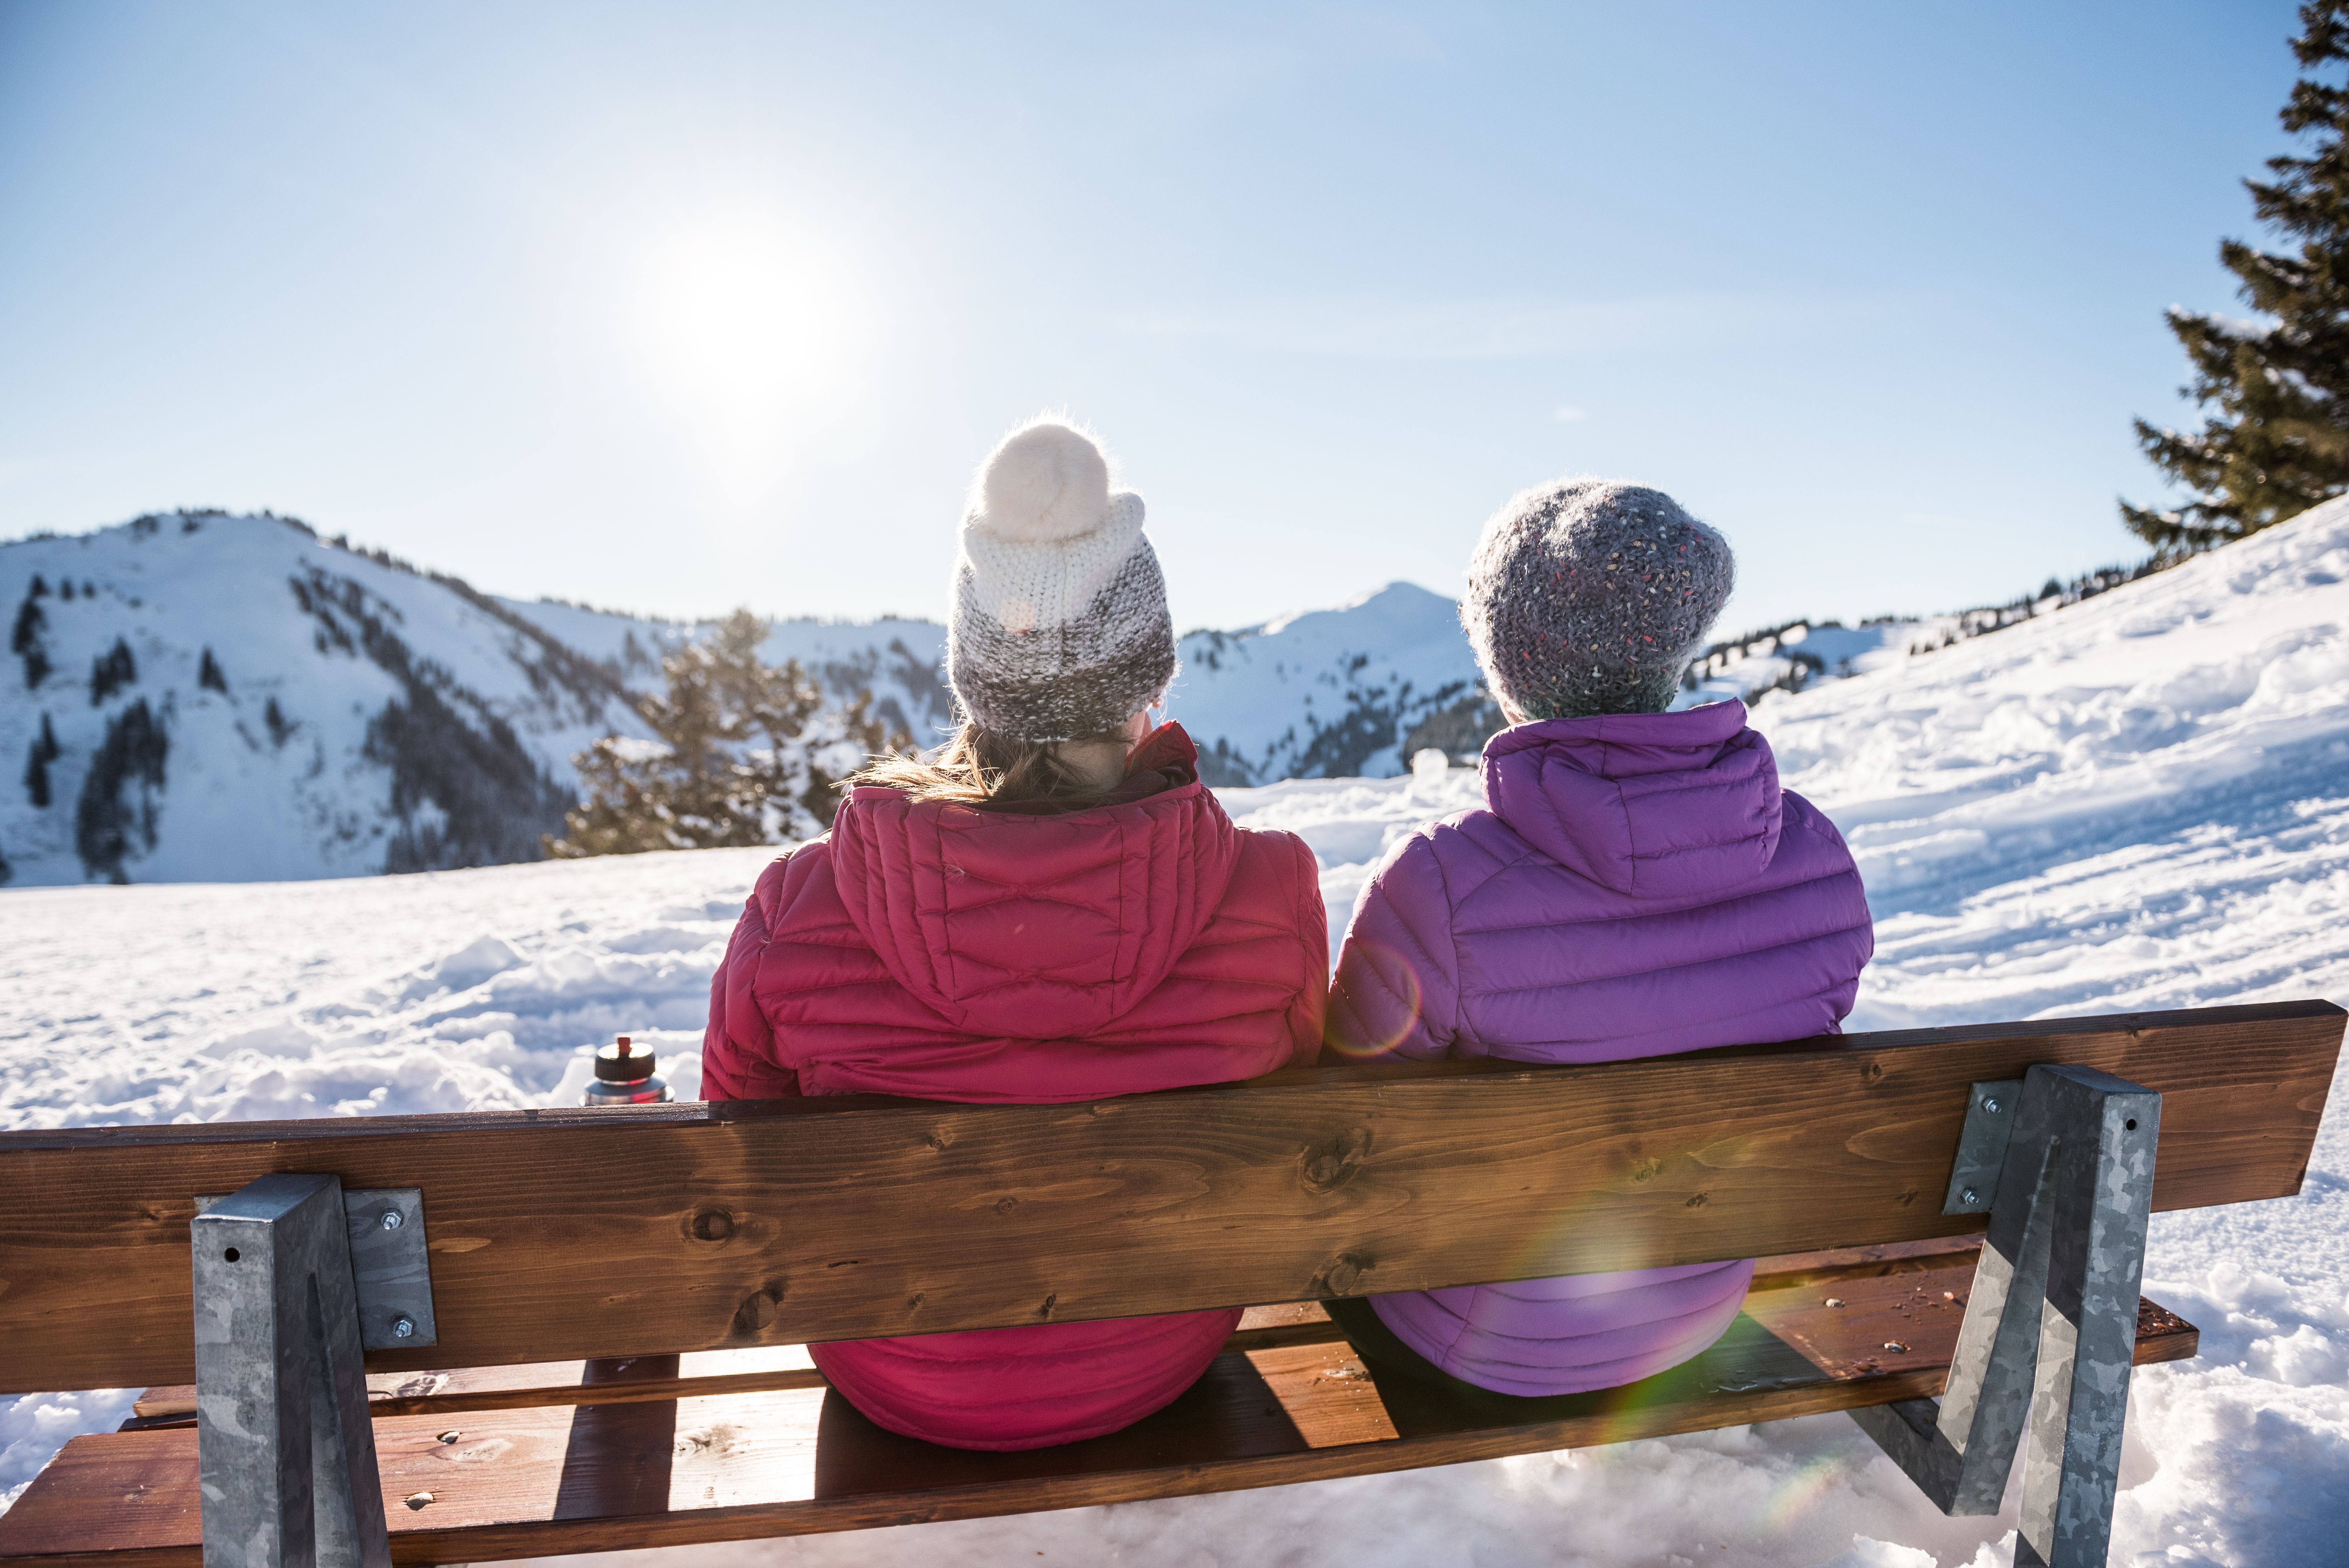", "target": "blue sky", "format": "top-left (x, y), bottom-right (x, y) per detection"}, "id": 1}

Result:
top-left (0, 1), bottom-right (2312, 633)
